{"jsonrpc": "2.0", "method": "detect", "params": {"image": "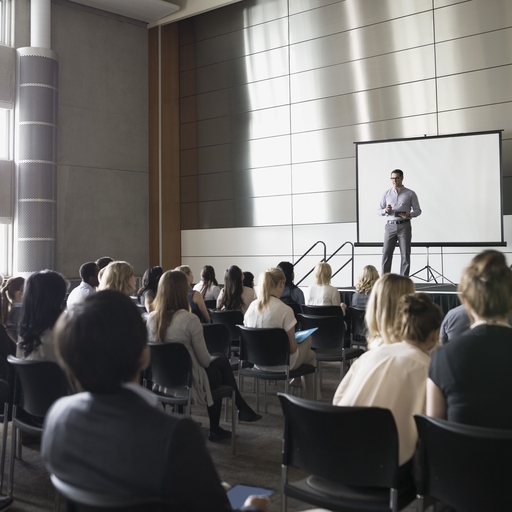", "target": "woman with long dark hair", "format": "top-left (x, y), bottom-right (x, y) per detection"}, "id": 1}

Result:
top-left (147, 270), bottom-right (261, 442)
top-left (137, 266), bottom-right (163, 312)
top-left (17, 270), bottom-right (67, 361)
top-left (193, 265), bottom-right (220, 302)
top-left (216, 265), bottom-right (256, 314)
